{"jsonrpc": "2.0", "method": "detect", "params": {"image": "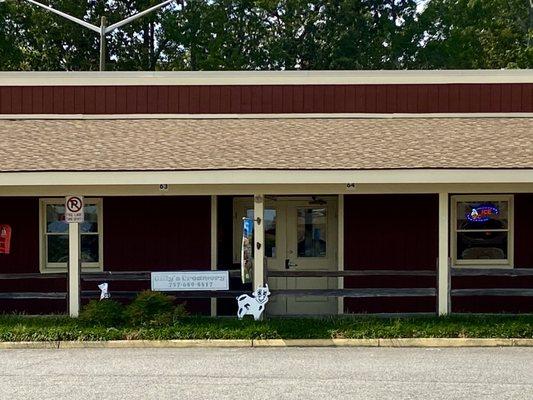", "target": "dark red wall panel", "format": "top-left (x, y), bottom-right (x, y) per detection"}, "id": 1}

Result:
top-left (1, 83), bottom-right (528, 114)
top-left (103, 196), bottom-right (211, 270)
top-left (0, 196), bottom-right (212, 314)
top-left (344, 194), bottom-right (439, 270)
top-left (343, 194), bottom-right (439, 314)
top-left (514, 194), bottom-right (533, 269)
top-left (0, 197), bottom-right (40, 274)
